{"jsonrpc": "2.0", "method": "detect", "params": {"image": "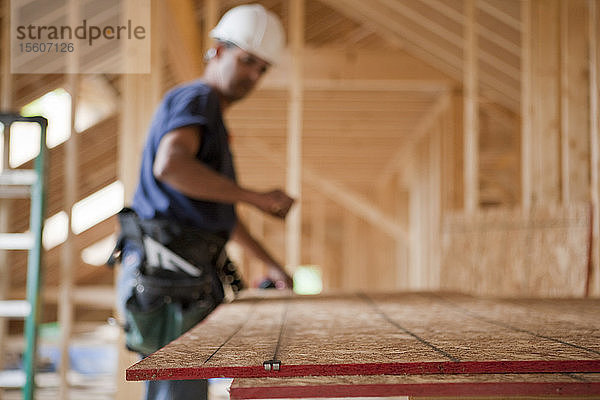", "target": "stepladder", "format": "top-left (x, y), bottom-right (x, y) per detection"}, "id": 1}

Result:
top-left (0, 113), bottom-right (47, 400)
